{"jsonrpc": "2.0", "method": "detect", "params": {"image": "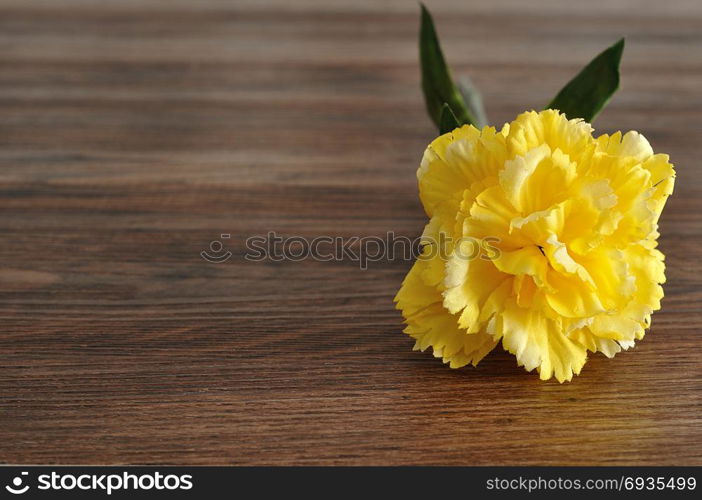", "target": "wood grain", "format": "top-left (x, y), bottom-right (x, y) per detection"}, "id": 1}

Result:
top-left (0, 0), bottom-right (700, 465)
